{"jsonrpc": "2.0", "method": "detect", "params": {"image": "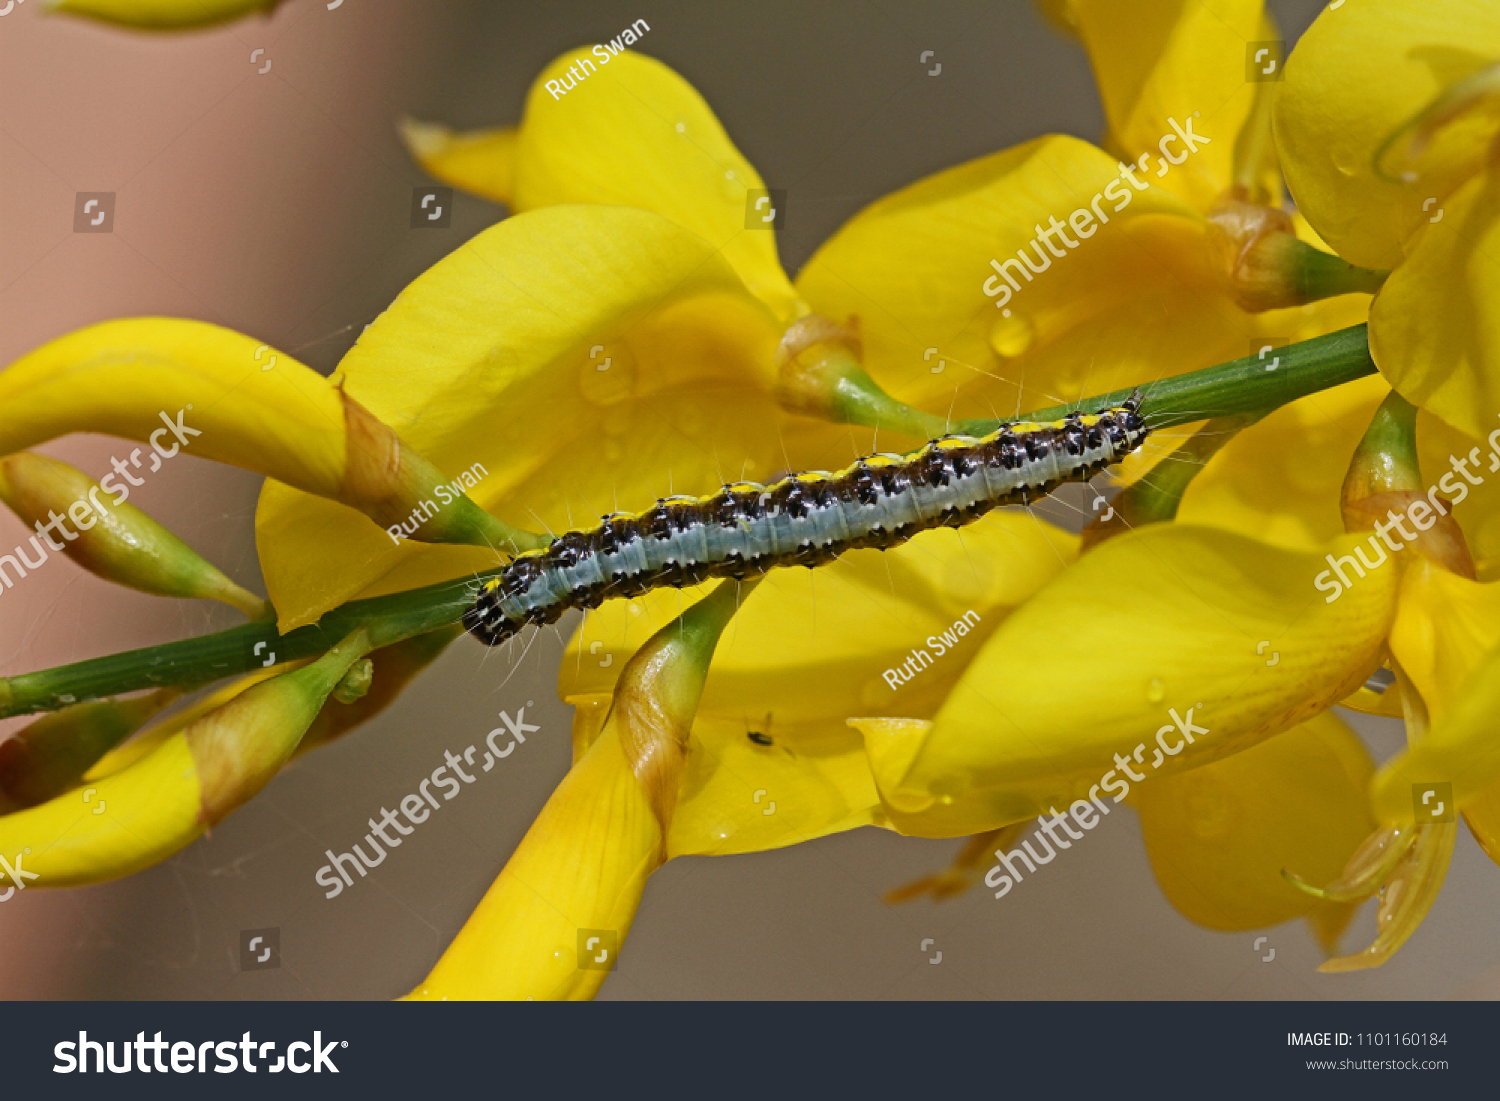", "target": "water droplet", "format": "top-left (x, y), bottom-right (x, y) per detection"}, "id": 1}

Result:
top-left (990, 310), bottom-right (1034, 358)
top-left (1146, 677), bottom-right (1165, 703)
top-left (577, 346), bottom-right (637, 406)
top-left (675, 121), bottom-right (686, 133)
top-left (725, 169), bottom-right (735, 179)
